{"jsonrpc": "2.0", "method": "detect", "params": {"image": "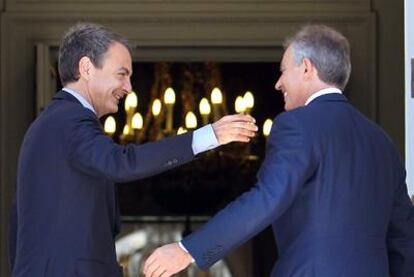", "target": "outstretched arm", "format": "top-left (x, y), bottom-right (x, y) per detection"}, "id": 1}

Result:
top-left (143, 112), bottom-right (318, 276)
top-left (66, 112), bottom-right (257, 183)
